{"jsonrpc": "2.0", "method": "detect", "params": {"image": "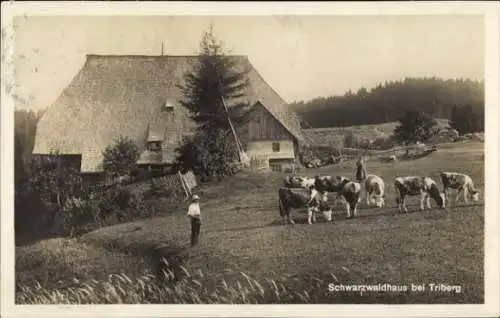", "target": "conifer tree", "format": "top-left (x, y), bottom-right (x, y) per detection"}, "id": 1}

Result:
top-left (175, 26), bottom-right (250, 179)
top-left (178, 25), bottom-right (250, 132)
